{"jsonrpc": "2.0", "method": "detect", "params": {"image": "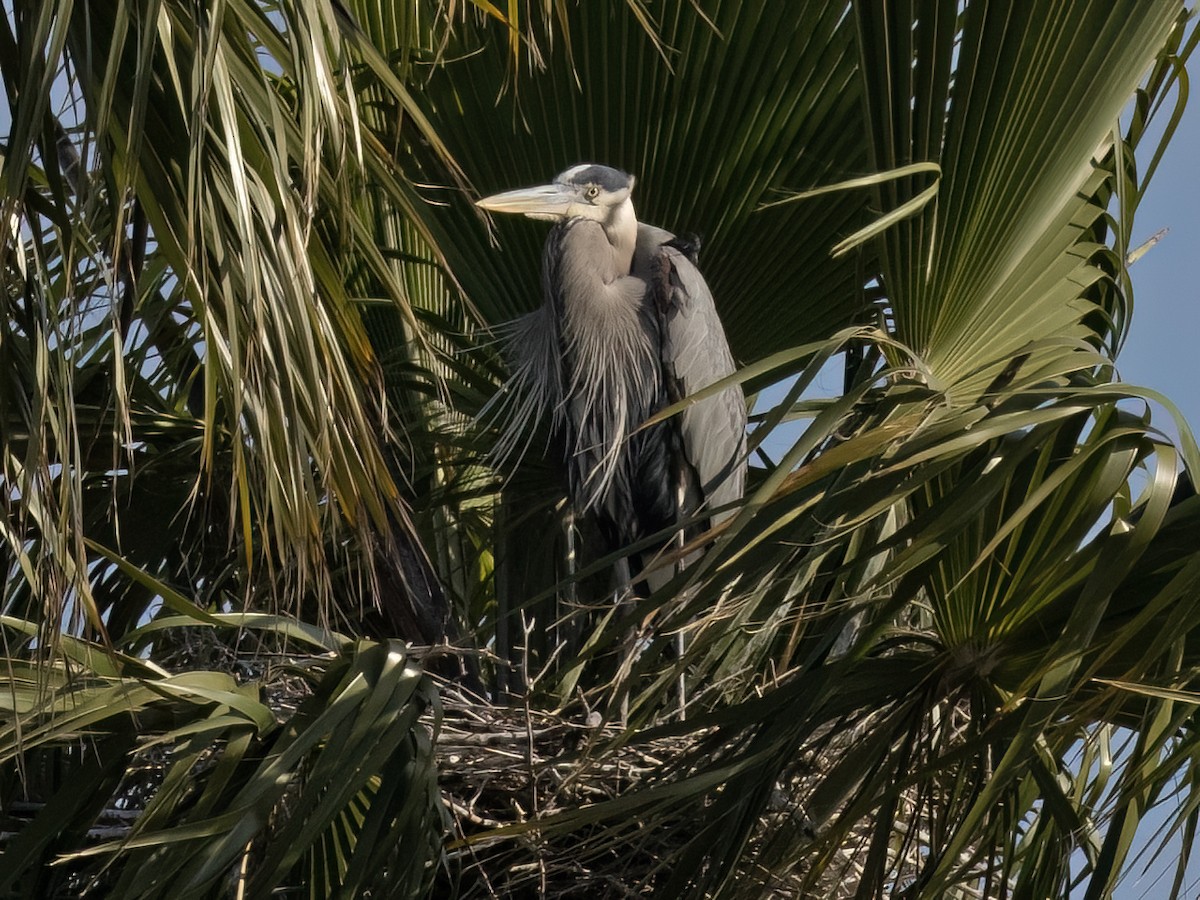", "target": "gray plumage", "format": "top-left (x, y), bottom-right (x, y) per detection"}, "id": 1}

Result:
top-left (478, 165), bottom-right (746, 559)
